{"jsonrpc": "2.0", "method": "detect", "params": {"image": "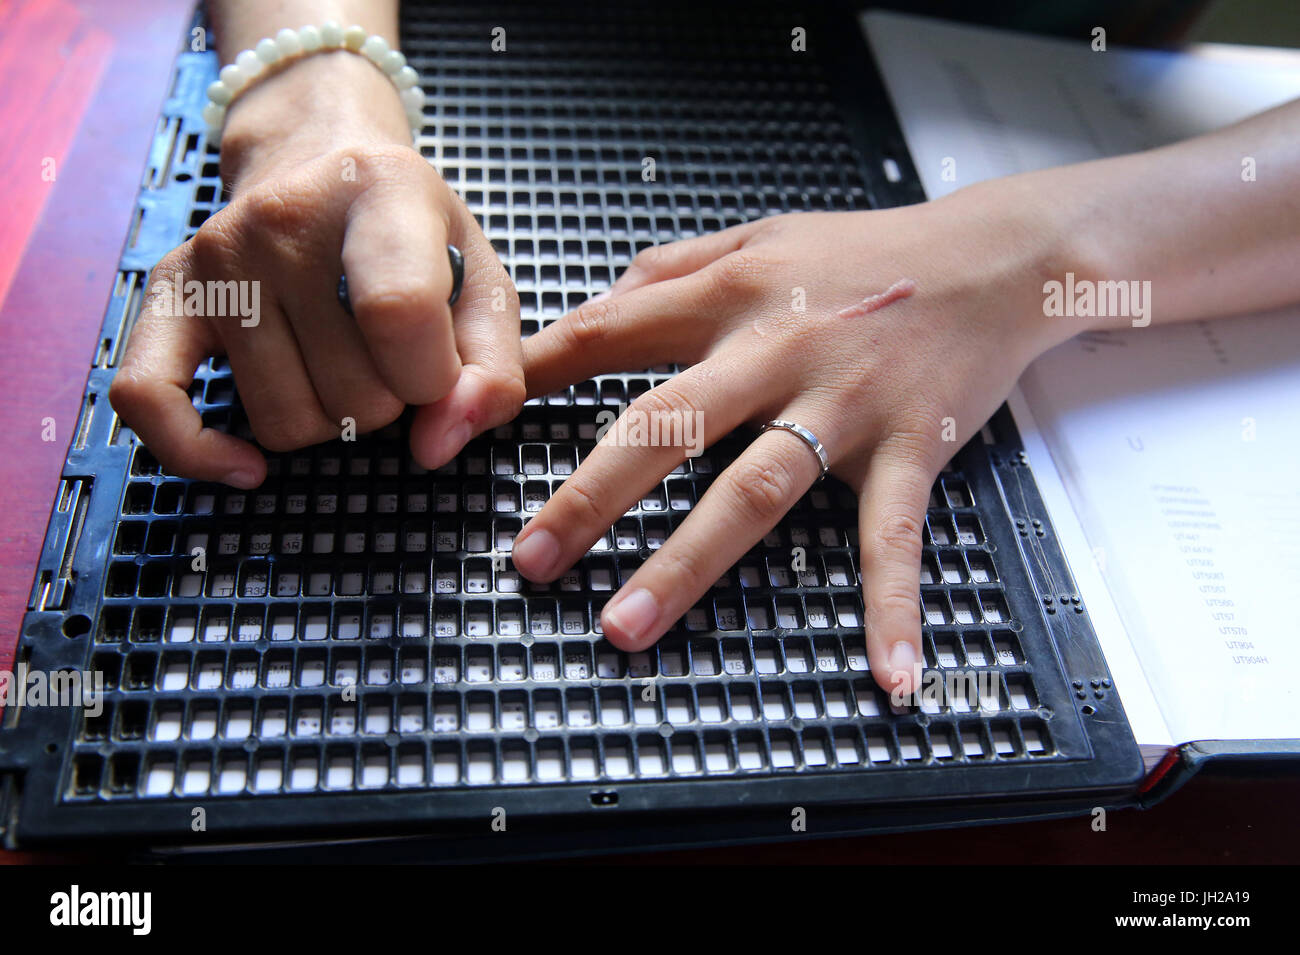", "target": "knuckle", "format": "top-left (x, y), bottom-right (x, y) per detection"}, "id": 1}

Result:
top-left (630, 380), bottom-right (704, 424)
top-left (107, 370), bottom-right (155, 421)
top-left (693, 250), bottom-right (770, 314)
top-left (480, 367), bottom-right (527, 421)
top-left (341, 393), bottom-right (406, 434)
top-left (352, 141), bottom-right (431, 180)
top-left (713, 249), bottom-right (770, 293)
top-left (629, 243), bottom-right (671, 275)
top-left (656, 544), bottom-right (709, 591)
top-left (249, 411), bottom-right (329, 453)
top-left (186, 220), bottom-right (240, 273)
top-left (869, 588), bottom-right (922, 627)
top-left (882, 427), bottom-right (941, 471)
top-left (239, 182), bottom-right (313, 236)
top-left (557, 474), bottom-right (606, 526)
top-left (148, 247), bottom-right (190, 281)
top-left (727, 456), bottom-right (793, 522)
top-left (840, 365), bottom-right (885, 408)
top-left (561, 297), bottom-right (618, 348)
top-left (870, 508), bottom-right (926, 561)
top-left (751, 215), bottom-right (787, 241)
top-left (352, 278), bottom-right (445, 331)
